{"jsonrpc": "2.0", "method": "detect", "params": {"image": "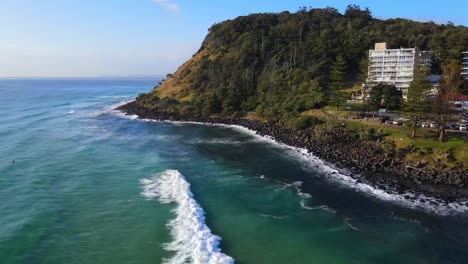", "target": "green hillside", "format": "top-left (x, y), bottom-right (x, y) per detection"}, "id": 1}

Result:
top-left (136, 6), bottom-right (468, 124)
